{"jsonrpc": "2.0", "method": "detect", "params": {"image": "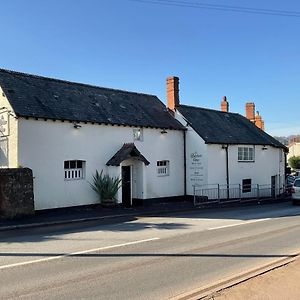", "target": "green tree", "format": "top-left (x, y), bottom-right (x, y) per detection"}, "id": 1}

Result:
top-left (288, 156), bottom-right (300, 170)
